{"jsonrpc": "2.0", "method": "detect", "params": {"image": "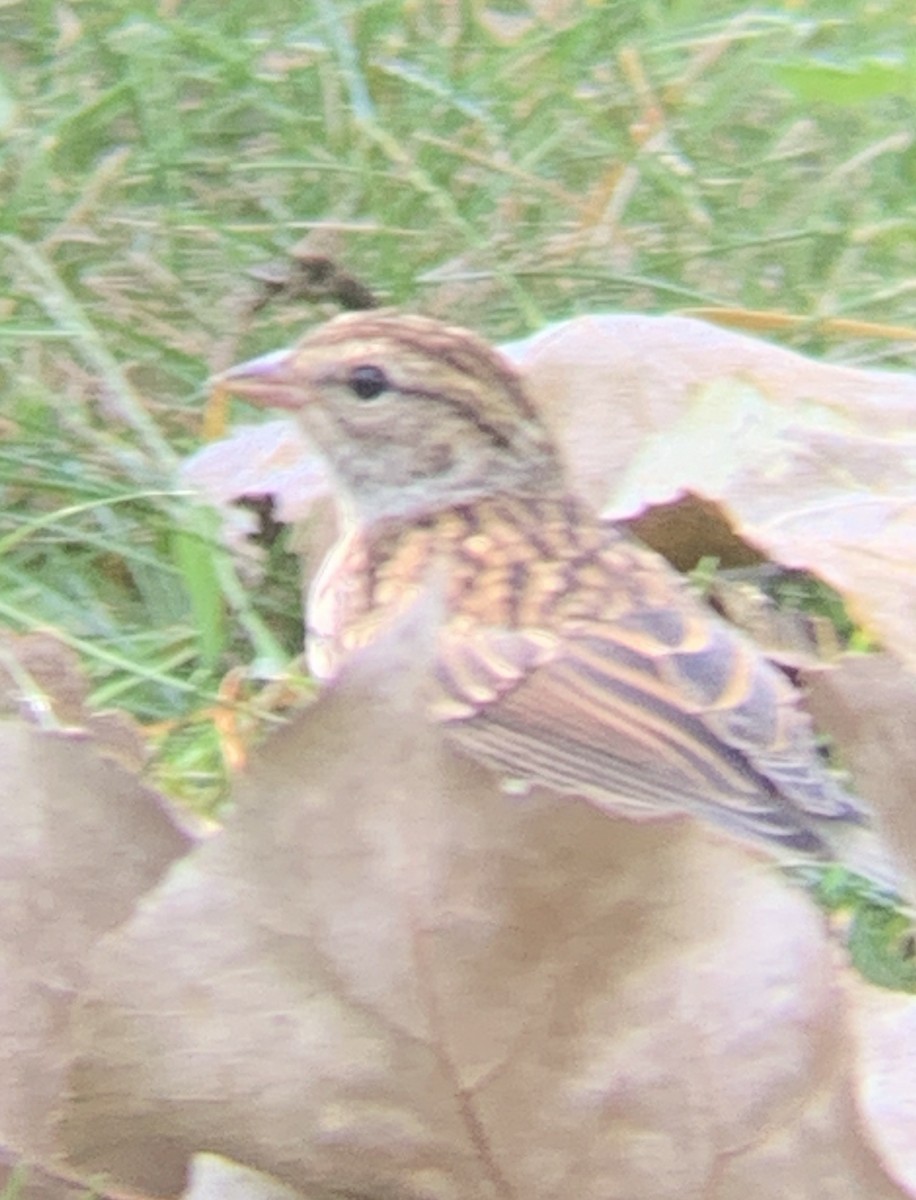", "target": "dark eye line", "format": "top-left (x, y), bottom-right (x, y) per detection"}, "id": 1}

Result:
top-left (399, 385), bottom-right (512, 451)
top-left (320, 369), bottom-right (513, 452)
